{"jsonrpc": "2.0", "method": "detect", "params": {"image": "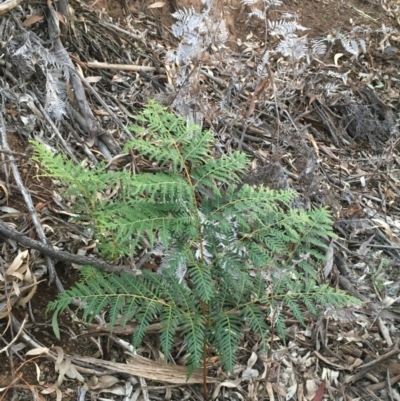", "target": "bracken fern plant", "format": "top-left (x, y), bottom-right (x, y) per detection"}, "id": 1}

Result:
top-left (33, 101), bottom-right (358, 376)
